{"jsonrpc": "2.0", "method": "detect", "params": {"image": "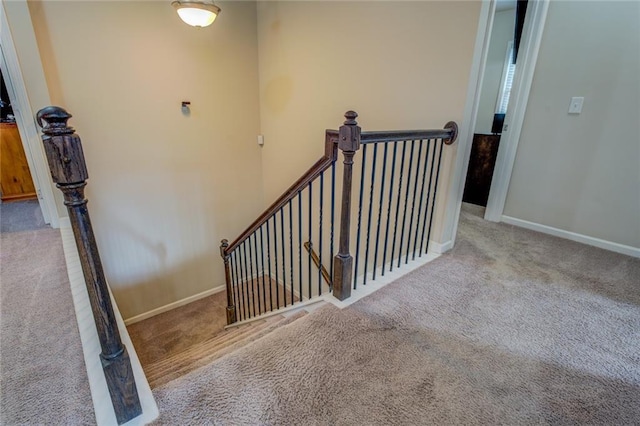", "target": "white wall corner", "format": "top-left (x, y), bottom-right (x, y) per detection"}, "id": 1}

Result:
top-left (441, 0), bottom-right (495, 247)
top-left (484, 0), bottom-right (550, 222)
top-left (429, 240), bottom-right (454, 254)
